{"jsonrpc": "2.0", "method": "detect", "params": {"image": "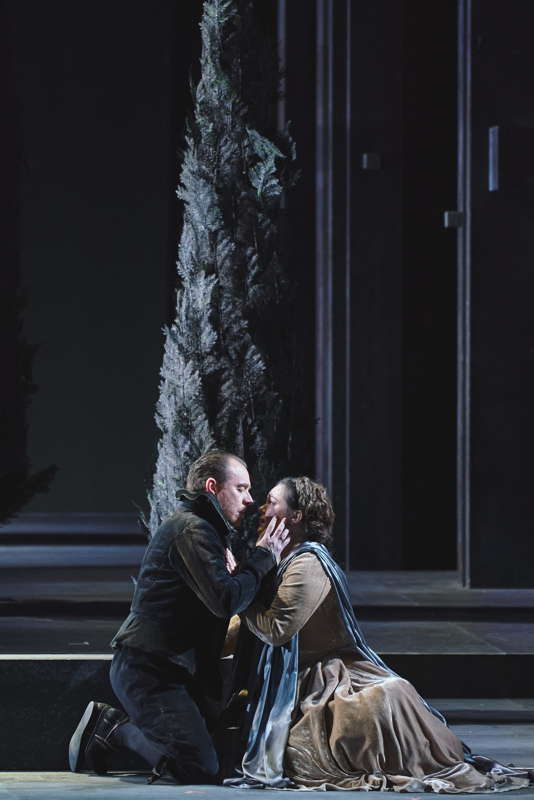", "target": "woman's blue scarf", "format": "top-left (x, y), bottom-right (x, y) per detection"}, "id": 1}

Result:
top-left (225, 541), bottom-right (447, 788)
